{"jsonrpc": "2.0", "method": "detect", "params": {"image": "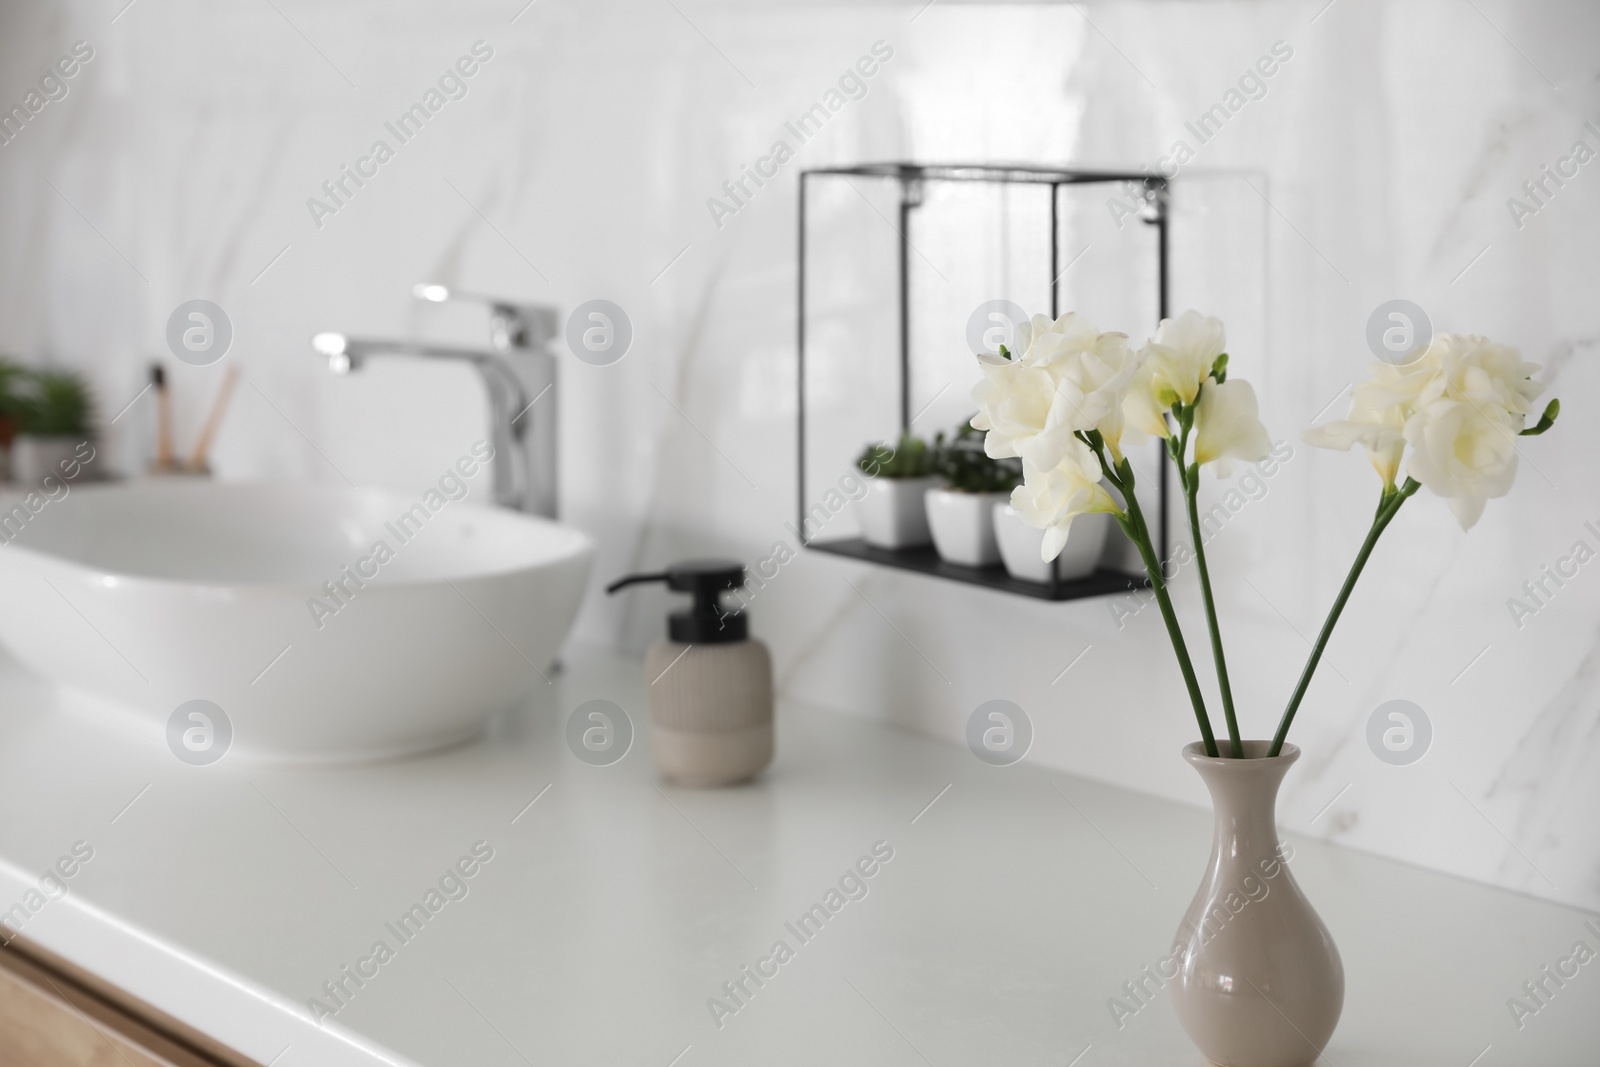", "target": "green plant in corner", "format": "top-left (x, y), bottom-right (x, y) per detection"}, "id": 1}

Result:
top-left (0, 358), bottom-right (28, 446)
top-left (17, 369), bottom-right (95, 439)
